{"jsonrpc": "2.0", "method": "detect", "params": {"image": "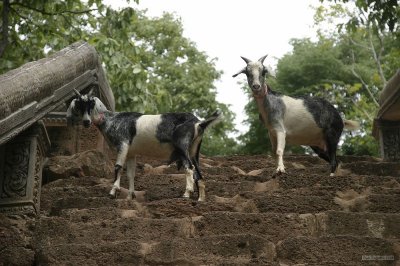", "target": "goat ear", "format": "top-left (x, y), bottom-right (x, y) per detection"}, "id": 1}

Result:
top-left (240, 56), bottom-right (251, 64)
top-left (94, 97), bottom-right (108, 113)
top-left (258, 54), bottom-right (268, 64)
top-left (232, 67), bottom-right (246, 78)
top-left (66, 99), bottom-right (78, 126)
